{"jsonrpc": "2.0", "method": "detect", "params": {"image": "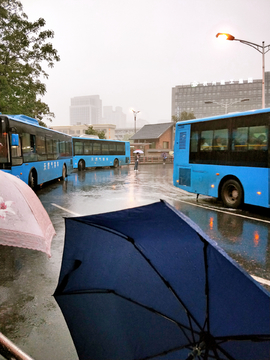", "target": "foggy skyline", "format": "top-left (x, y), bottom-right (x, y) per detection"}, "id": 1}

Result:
top-left (22, 0), bottom-right (270, 127)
